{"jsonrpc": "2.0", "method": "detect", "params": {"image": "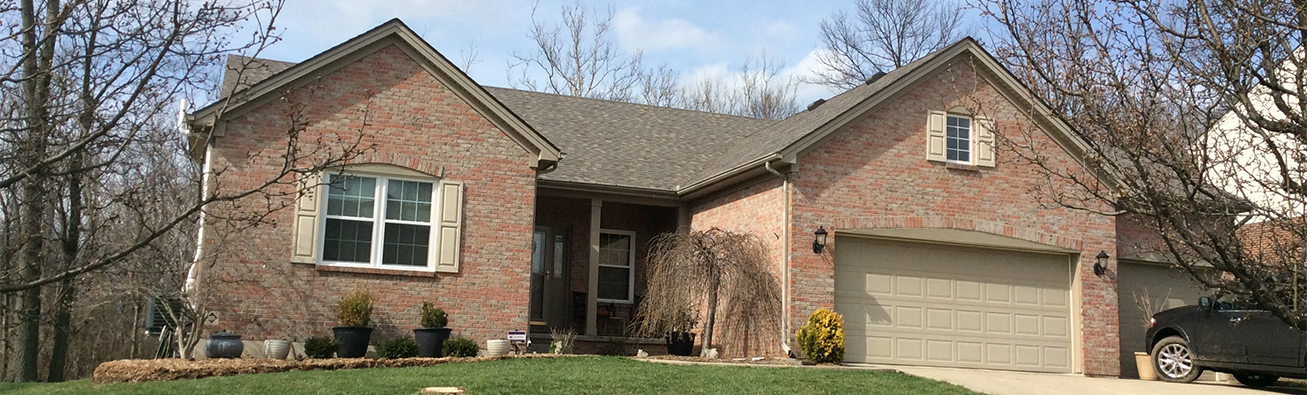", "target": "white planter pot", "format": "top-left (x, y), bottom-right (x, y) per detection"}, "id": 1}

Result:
top-left (264, 340), bottom-right (291, 360)
top-left (486, 339), bottom-right (511, 356)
